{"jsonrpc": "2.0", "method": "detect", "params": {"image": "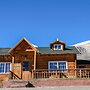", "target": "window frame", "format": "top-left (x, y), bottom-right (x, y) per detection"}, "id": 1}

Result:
top-left (48, 61), bottom-right (68, 72)
top-left (53, 44), bottom-right (63, 50)
top-left (0, 62), bottom-right (11, 74)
